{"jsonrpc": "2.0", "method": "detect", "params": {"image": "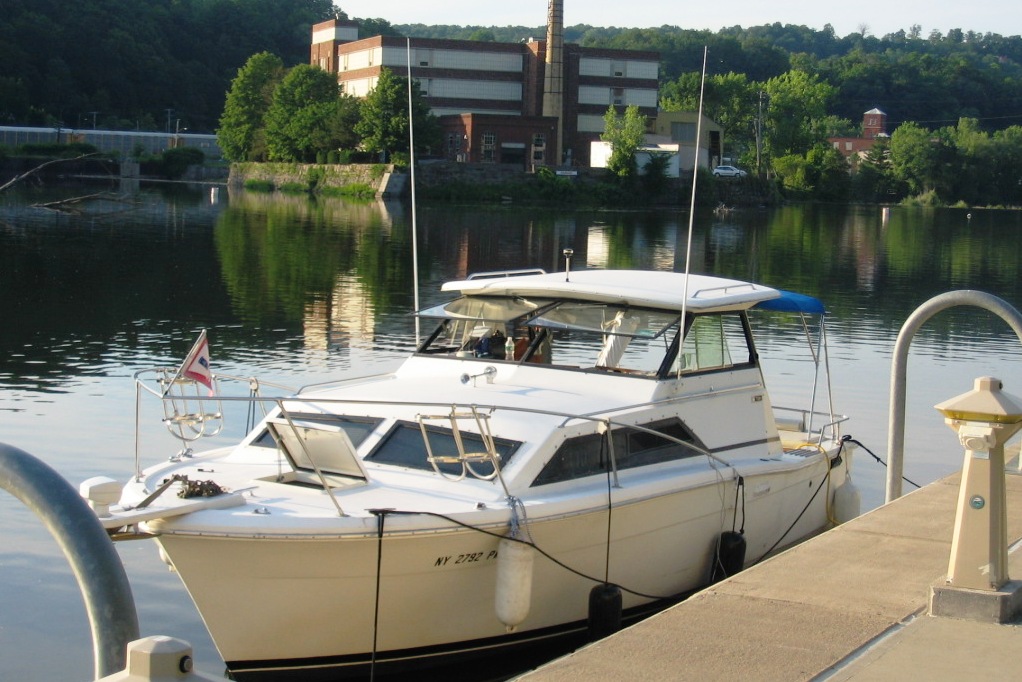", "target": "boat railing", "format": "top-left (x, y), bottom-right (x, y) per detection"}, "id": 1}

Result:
top-left (690, 282), bottom-right (760, 300)
top-left (132, 368), bottom-right (296, 479)
top-left (131, 372), bottom-right (846, 512)
top-left (773, 405), bottom-right (848, 445)
top-left (465, 268), bottom-right (547, 280)
top-left (416, 407), bottom-right (512, 496)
